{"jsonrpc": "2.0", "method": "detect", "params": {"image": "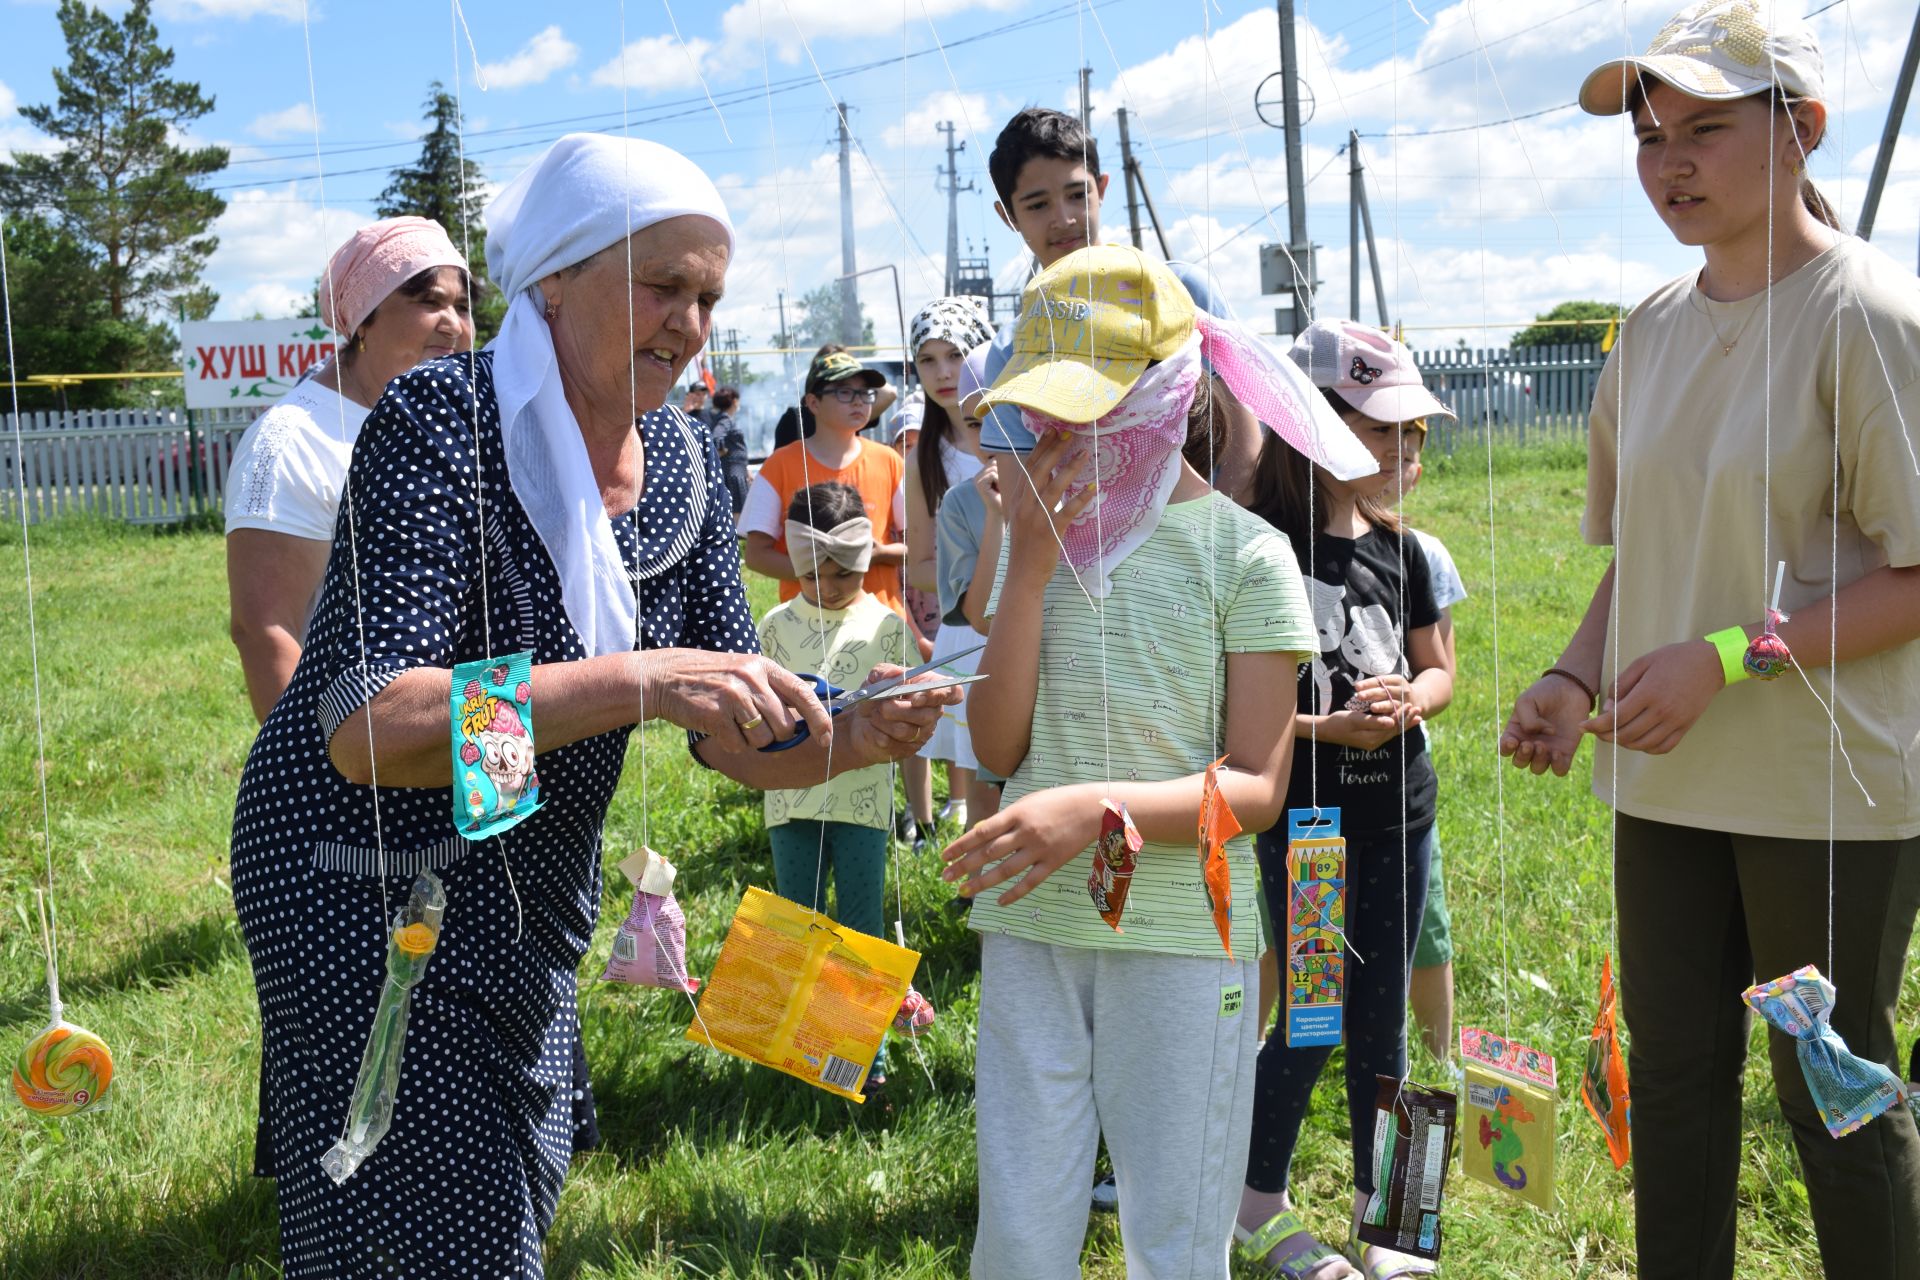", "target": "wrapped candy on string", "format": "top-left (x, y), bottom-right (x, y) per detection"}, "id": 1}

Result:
top-left (1743, 563), bottom-right (1794, 681)
top-left (1197, 756), bottom-right (1242, 958)
top-left (11, 889), bottom-right (113, 1118)
top-left (1742, 965), bottom-right (1910, 1138)
top-left (1580, 952), bottom-right (1633, 1169)
top-left (321, 871), bottom-right (446, 1184)
top-left (686, 886), bottom-right (919, 1103)
top-left (1088, 800), bottom-right (1144, 932)
top-left (601, 847), bottom-right (699, 992)
top-left (450, 650), bottom-right (544, 839)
